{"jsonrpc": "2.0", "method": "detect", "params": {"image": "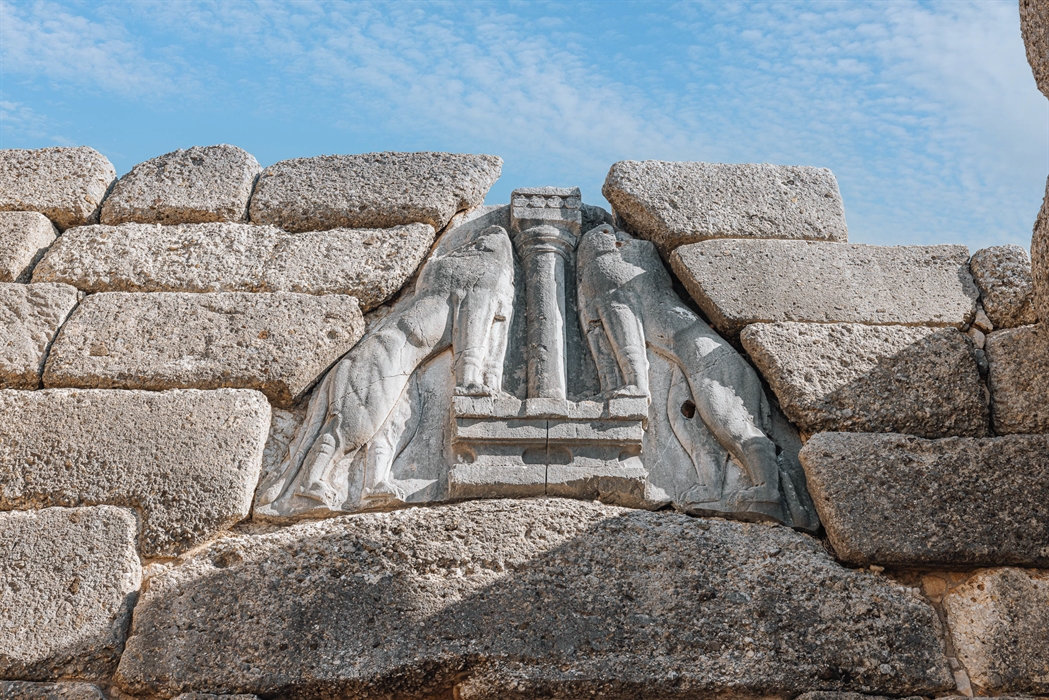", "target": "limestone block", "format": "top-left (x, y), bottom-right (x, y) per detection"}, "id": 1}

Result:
top-left (116, 499), bottom-right (952, 698)
top-left (43, 291), bottom-right (365, 407)
top-left (1033, 177), bottom-right (1049, 324)
top-left (0, 282), bottom-right (80, 389)
top-left (671, 240), bottom-right (978, 336)
top-left (0, 212), bottom-right (58, 282)
top-left (969, 245), bottom-right (1038, 329)
top-left (100, 145), bottom-right (260, 225)
top-left (0, 506), bottom-right (141, 680)
top-left (0, 682), bottom-right (105, 700)
top-left (741, 323), bottom-right (988, 438)
top-left (0, 388), bottom-right (269, 557)
top-left (985, 324), bottom-right (1049, 434)
top-left (943, 568), bottom-right (1049, 694)
top-left (799, 432), bottom-right (1049, 567)
top-left (602, 160), bottom-right (848, 255)
top-left (249, 151), bottom-right (503, 233)
top-left (0, 147), bottom-right (116, 230)
top-left (1021, 0), bottom-right (1049, 100)
top-left (31, 221), bottom-right (433, 312)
